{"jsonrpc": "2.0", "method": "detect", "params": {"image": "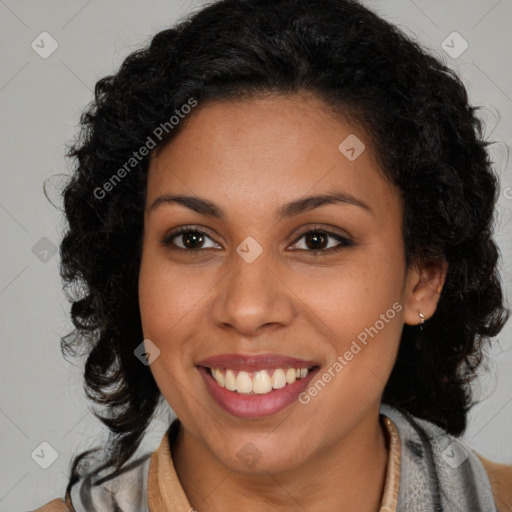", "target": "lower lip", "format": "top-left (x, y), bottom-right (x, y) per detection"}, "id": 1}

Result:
top-left (198, 365), bottom-right (320, 419)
